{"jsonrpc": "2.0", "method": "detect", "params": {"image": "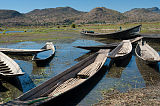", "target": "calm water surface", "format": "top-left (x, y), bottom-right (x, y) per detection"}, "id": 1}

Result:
top-left (0, 33), bottom-right (160, 105)
top-left (0, 31), bottom-right (24, 33)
